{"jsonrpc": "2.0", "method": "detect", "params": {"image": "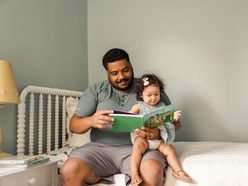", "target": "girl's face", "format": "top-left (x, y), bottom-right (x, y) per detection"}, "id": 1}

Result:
top-left (141, 84), bottom-right (160, 107)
